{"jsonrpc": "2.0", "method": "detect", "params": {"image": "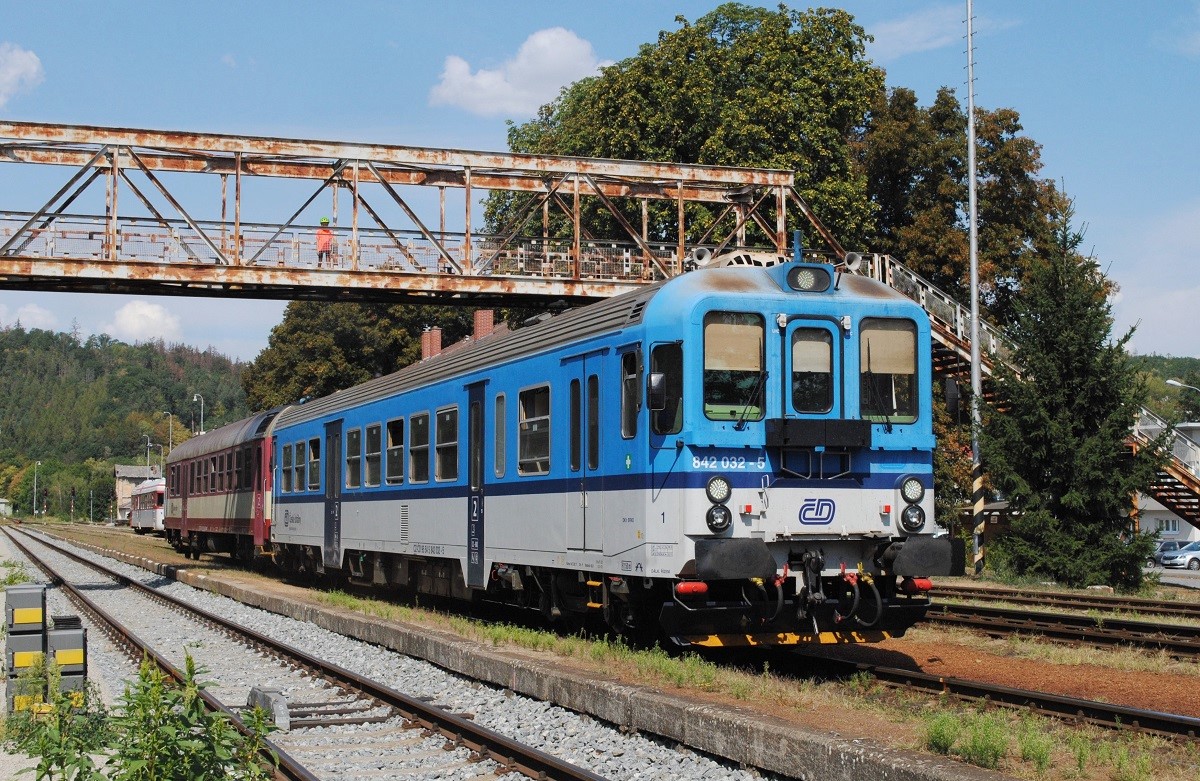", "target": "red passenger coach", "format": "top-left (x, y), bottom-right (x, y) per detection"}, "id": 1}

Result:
top-left (164, 408), bottom-right (283, 560)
